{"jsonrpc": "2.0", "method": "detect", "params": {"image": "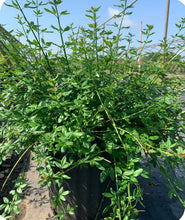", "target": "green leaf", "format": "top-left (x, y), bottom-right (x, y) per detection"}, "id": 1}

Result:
top-left (68, 210), bottom-right (75, 215)
top-left (73, 132), bottom-right (83, 137)
top-left (24, 3), bottom-right (31, 8)
top-left (13, 206), bottom-right (20, 214)
top-left (0, 204), bottom-right (6, 210)
top-left (130, 177), bottom-right (138, 183)
top-left (102, 192), bottom-right (112, 198)
top-left (164, 97), bottom-right (171, 105)
top-left (8, 0), bottom-right (18, 9)
top-left (141, 173), bottom-right (149, 178)
top-left (59, 187), bottom-right (64, 194)
top-left (54, 0), bottom-right (62, 5)
top-left (100, 169), bottom-right (109, 183)
top-left (85, 14), bottom-right (93, 19)
top-left (133, 168), bottom-right (143, 177)
top-left (51, 25), bottom-right (59, 31)
top-left (149, 136), bottom-right (159, 140)
top-left (93, 6), bottom-right (101, 12)
top-left (168, 188), bottom-right (176, 199)
top-left (3, 197), bottom-right (9, 204)
top-left (14, 200), bottom-right (22, 206)
top-left (9, 190), bottom-right (16, 195)
top-left (20, 183), bottom-right (27, 189)
top-left (109, 167), bottom-right (115, 180)
top-left (60, 156), bottom-right (67, 168)
top-left (53, 200), bottom-right (58, 210)
top-left (17, 187), bottom-right (22, 194)
top-left (63, 174), bottom-right (71, 180)
top-left (40, 181), bottom-right (48, 187)
top-left (55, 161), bottom-right (63, 168)
top-left (64, 26), bottom-right (70, 32)
top-left (4, 204), bottom-right (11, 213)
top-left (4, 2), bottom-right (17, 8)
top-left (123, 170), bottom-right (134, 176)
top-left (51, 6), bottom-right (56, 15)
top-left (95, 161), bottom-right (105, 171)
top-left (103, 205), bottom-right (111, 215)
top-left (44, 8), bottom-right (54, 15)
top-left (60, 10), bottom-right (69, 16)
top-left (59, 195), bottom-right (66, 201)
top-left (62, 190), bottom-right (70, 196)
